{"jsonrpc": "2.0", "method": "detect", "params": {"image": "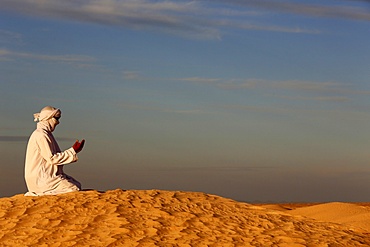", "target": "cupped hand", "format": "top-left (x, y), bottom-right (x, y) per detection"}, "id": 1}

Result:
top-left (72, 139), bottom-right (85, 153)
